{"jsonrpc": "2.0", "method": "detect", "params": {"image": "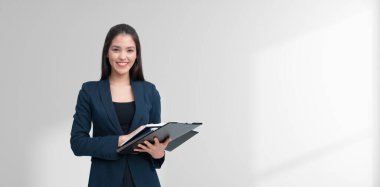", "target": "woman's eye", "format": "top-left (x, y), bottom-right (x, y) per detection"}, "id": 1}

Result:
top-left (128, 50), bottom-right (134, 53)
top-left (112, 48), bottom-right (119, 52)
